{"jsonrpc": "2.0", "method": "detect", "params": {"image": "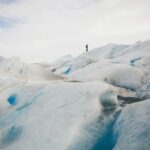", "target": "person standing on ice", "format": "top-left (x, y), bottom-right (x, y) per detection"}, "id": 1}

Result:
top-left (86, 44), bottom-right (88, 52)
